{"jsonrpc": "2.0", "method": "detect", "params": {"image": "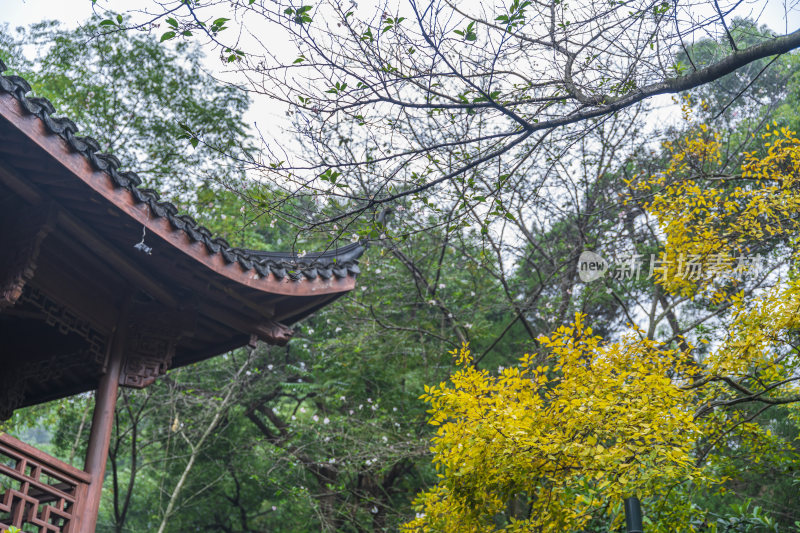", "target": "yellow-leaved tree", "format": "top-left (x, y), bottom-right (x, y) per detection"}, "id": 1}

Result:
top-left (405, 117), bottom-right (800, 531)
